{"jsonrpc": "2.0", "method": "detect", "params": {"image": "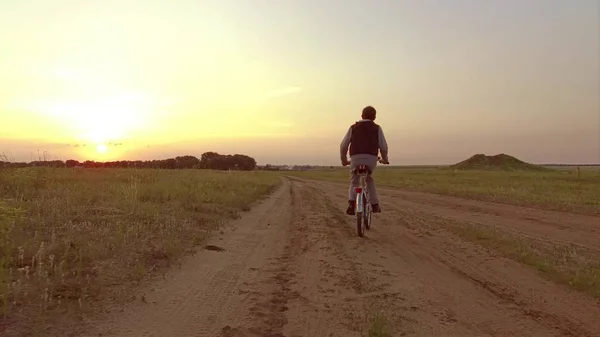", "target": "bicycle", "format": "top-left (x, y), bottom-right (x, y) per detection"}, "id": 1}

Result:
top-left (352, 157), bottom-right (387, 237)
